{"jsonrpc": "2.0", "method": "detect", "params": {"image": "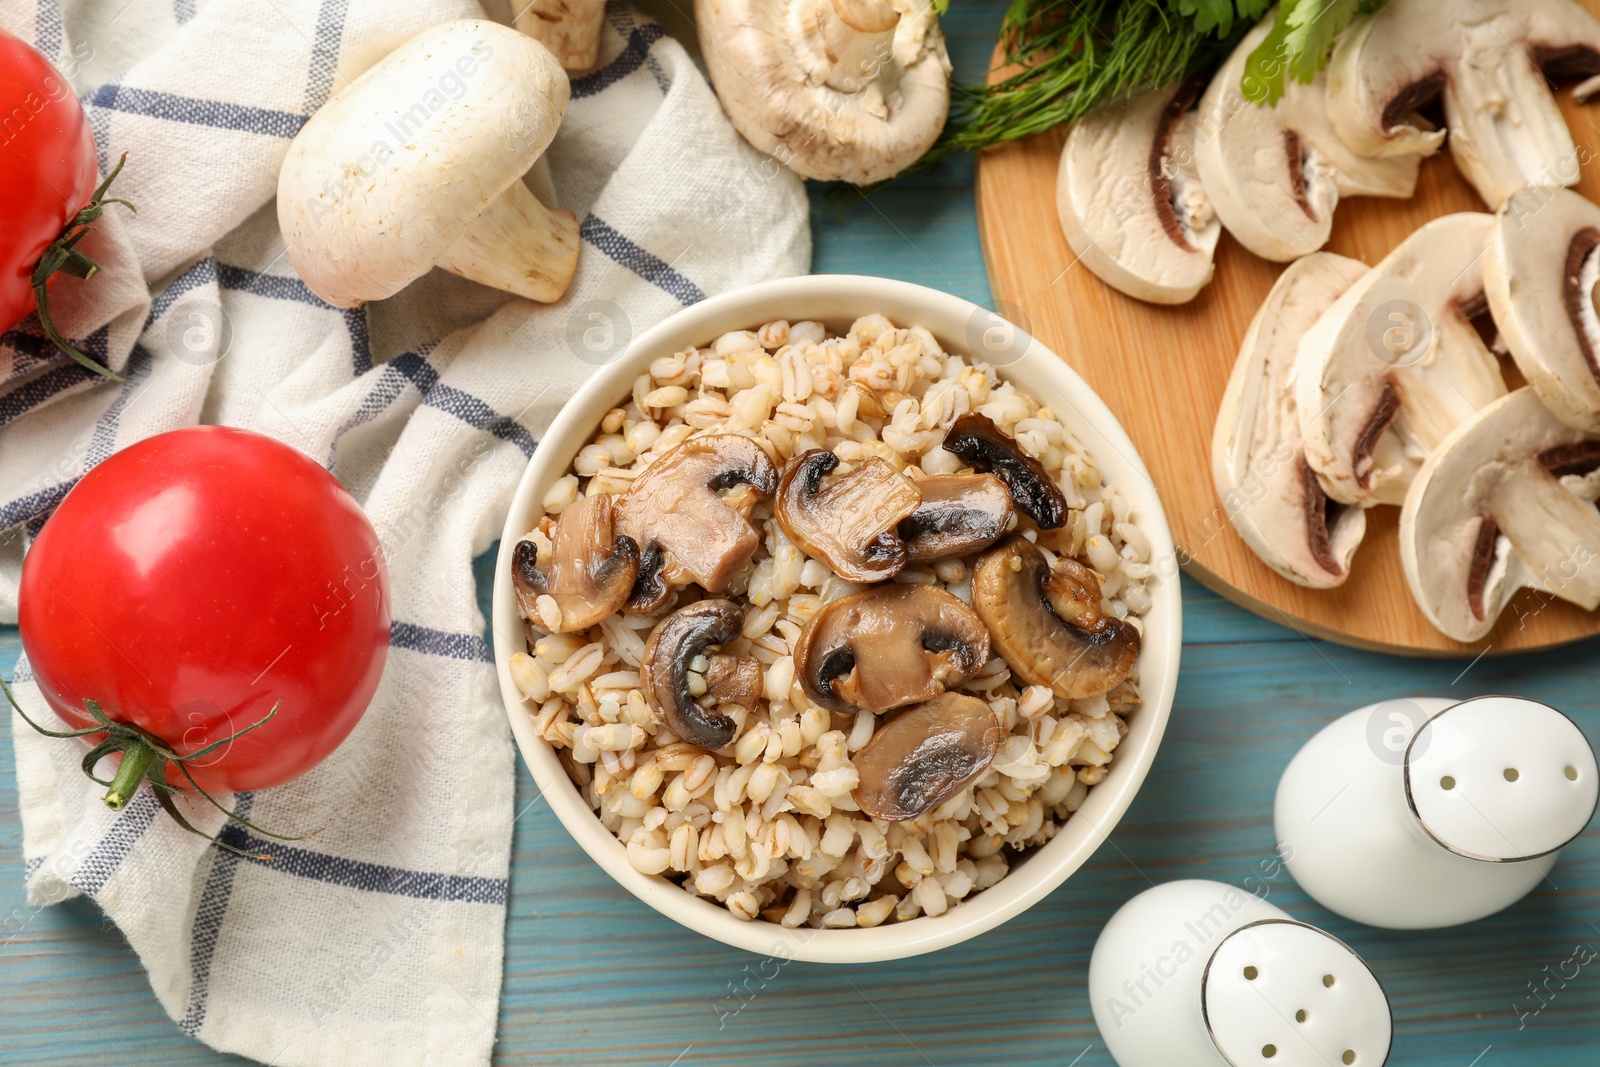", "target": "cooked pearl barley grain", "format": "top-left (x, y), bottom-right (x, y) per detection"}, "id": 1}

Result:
top-left (515, 316), bottom-right (1149, 928)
